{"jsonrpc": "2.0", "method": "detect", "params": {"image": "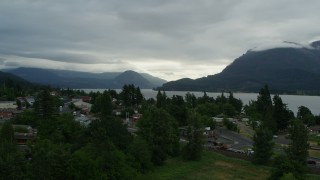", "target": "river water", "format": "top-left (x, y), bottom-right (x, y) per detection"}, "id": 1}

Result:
top-left (83, 89), bottom-right (320, 116)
